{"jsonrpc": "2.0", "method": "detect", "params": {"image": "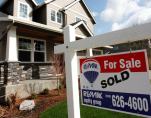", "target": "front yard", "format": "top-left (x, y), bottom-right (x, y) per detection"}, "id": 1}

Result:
top-left (39, 97), bottom-right (144, 118)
